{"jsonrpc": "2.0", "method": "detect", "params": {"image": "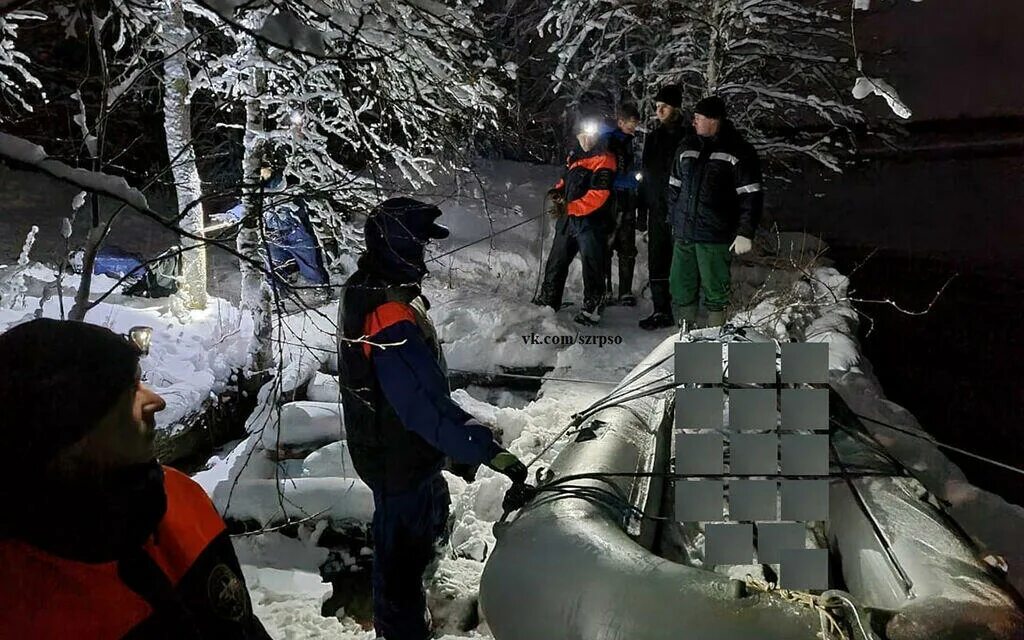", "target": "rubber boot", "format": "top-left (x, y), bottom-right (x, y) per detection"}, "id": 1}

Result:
top-left (674, 304), bottom-right (698, 331)
top-left (618, 257), bottom-right (636, 305)
top-left (705, 309), bottom-right (727, 328)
